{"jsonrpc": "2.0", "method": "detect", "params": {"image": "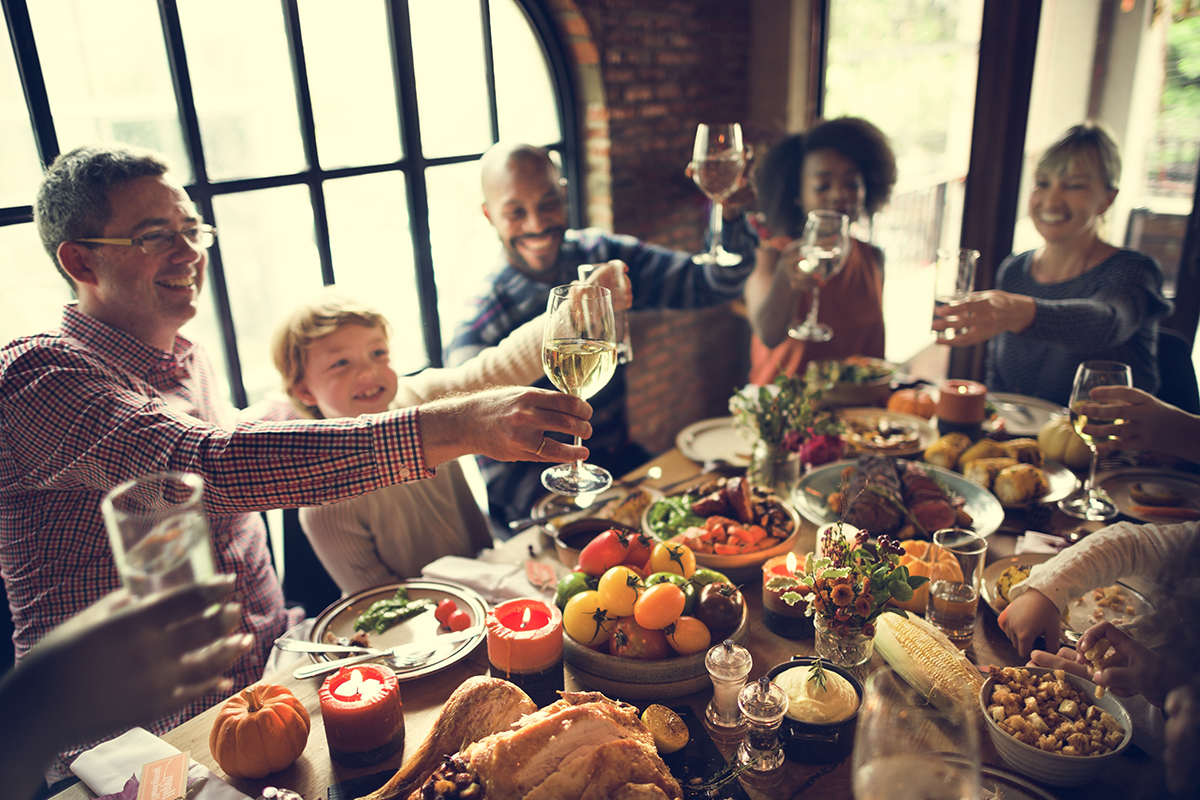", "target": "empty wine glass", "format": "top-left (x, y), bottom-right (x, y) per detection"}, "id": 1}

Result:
top-left (540, 284), bottom-right (618, 496)
top-left (690, 123), bottom-right (746, 267)
top-left (852, 667), bottom-right (981, 800)
top-left (1059, 359), bottom-right (1133, 520)
top-left (787, 210), bottom-right (850, 342)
